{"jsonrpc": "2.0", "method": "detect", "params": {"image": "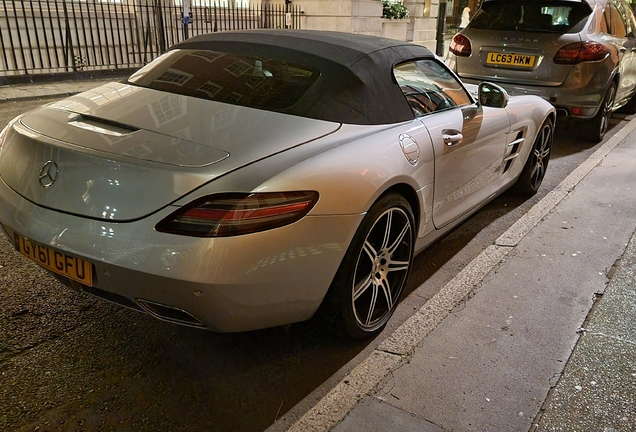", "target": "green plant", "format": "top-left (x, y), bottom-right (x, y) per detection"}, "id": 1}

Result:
top-left (382, 0), bottom-right (409, 19)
